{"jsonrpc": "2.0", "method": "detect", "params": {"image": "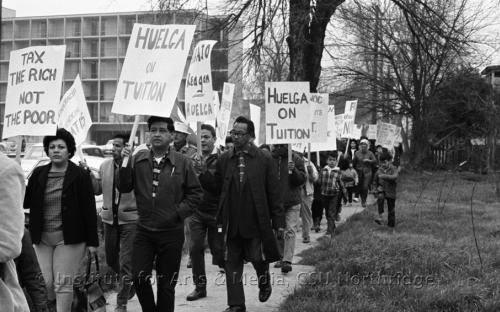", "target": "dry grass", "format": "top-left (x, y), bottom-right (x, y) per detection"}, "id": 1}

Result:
top-left (280, 171), bottom-right (500, 312)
